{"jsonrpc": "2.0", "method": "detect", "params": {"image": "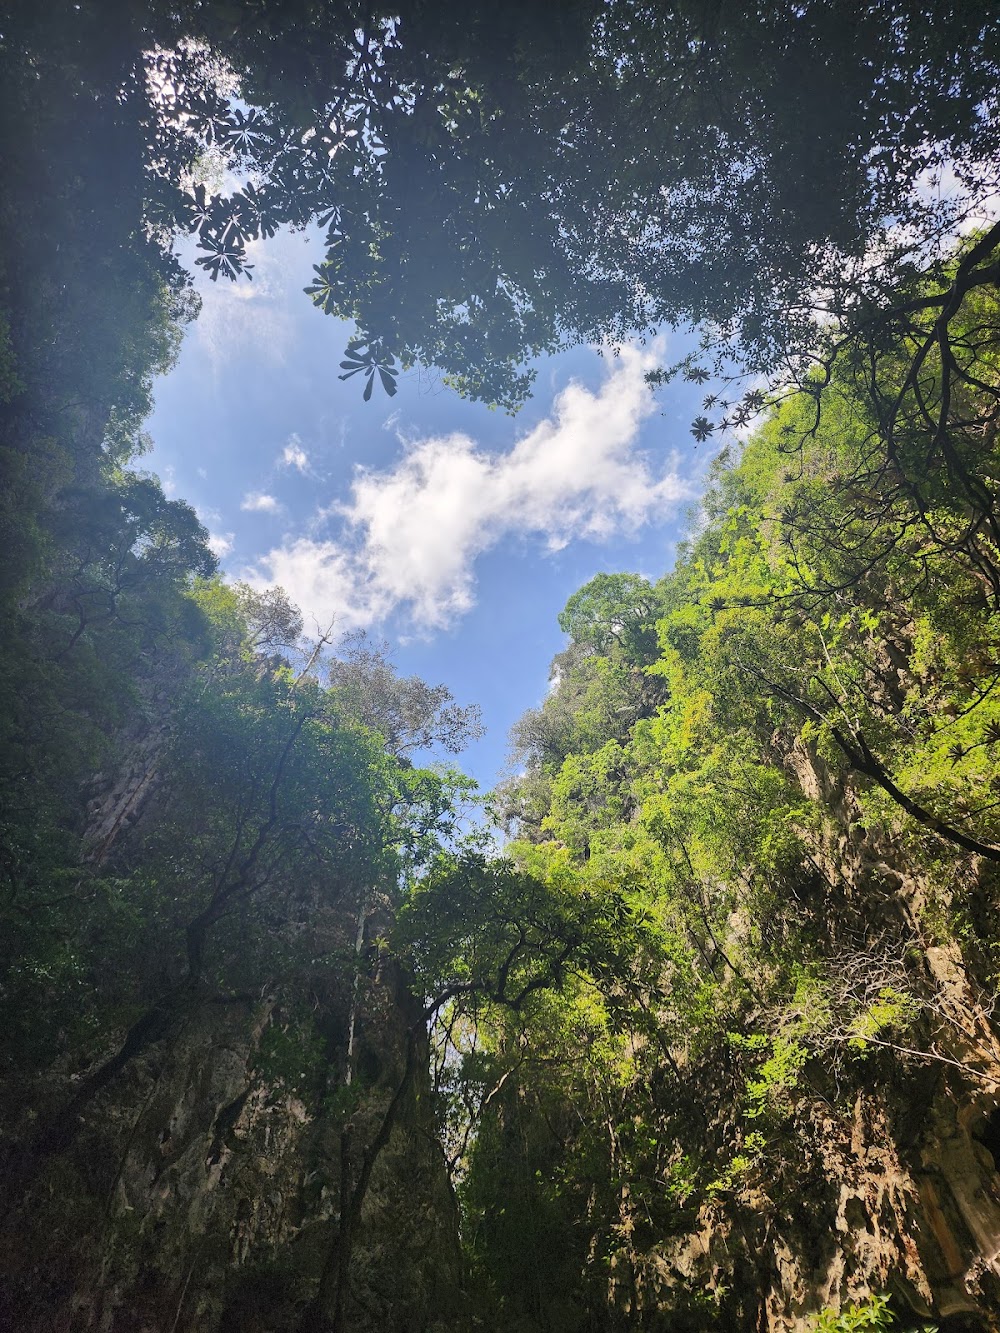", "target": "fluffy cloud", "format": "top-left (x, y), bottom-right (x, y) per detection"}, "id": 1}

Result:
top-left (244, 347), bottom-right (688, 633)
top-left (279, 436), bottom-right (311, 473)
top-left (241, 491), bottom-right (281, 513)
top-left (207, 530), bottom-right (234, 559)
